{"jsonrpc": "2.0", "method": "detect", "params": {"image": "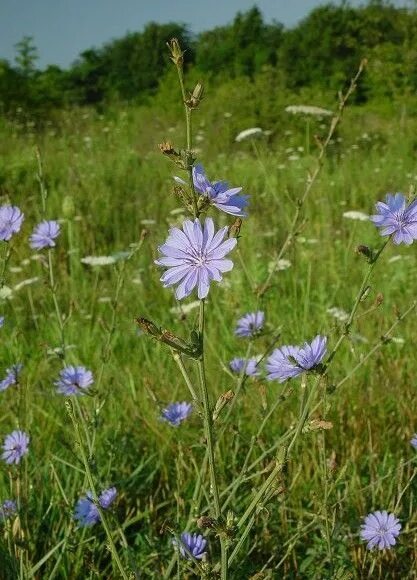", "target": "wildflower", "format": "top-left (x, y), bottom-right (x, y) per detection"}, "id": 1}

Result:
top-left (266, 335), bottom-right (327, 383)
top-left (0, 316), bottom-right (4, 327)
top-left (0, 206), bottom-right (24, 241)
top-left (235, 311), bottom-right (264, 338)
top-left (81, 256), bottom-right (117, 266)
top-left (360, 511), bottom-right (401, 550)
top-left (235, 127), bottom-right (263, 142)
top-left (229, 357), bottom-right (260, 376)
top-left (74, 487), bottom-right (117, 528)
top-left (173, 532), bottom-right (207, 560)
top-left (343, 211), bottom-right (369, 221)
top-left (285, 105), bottom-right (333, 117)
top-left (410, 434), bottom-right (417, 449)
top-left (327, 307), bottom-right (349, 322)
top-left (29, 220), bottom-right (61, 249)
top-left (371, 193), bottom-right (417, 245)
top-left (192, 165), bottom-right (249, 217)
top-left (161, 402), bottom-right (192, 426)
top-left (0, 363), bottom-right (23, 392)
top-left (0, 499), bottom-right (17, 520)
top-left (55, 366), bottom-right (94, 395)
top-left (1, 430), bottom-right (29, 465)
top-left (155, 217), bottom-right (237, 300)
